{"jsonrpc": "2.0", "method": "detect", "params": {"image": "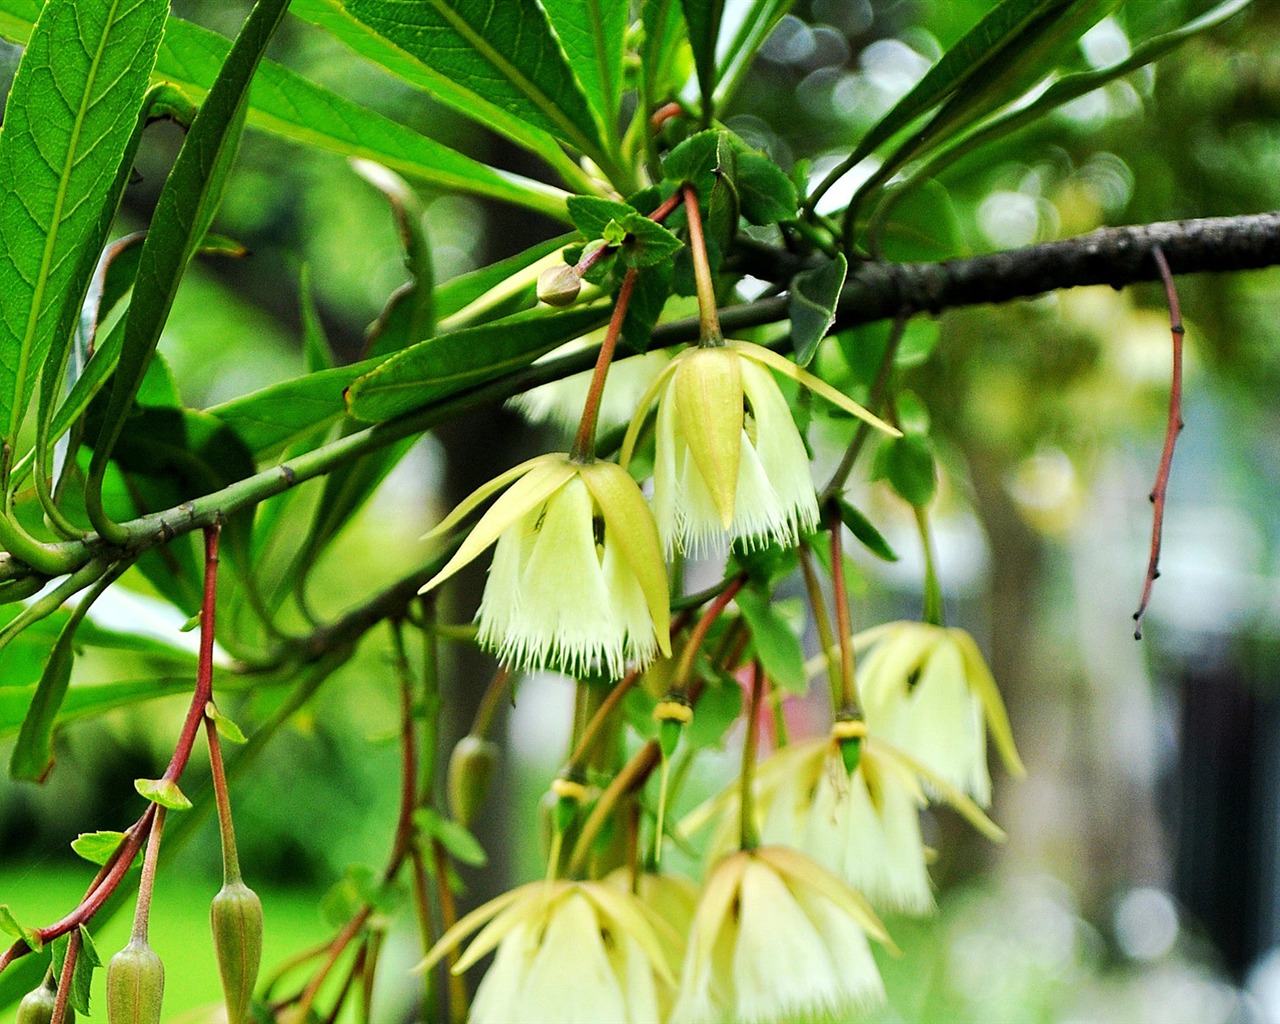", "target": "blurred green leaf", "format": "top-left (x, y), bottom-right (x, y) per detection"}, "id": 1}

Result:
top-left (679, 0), bottom-right (724, 117)
top-left (9, 600), bottom-right (83, 781)
top-left (686, 672), bottom-right (743, 749)
top-left (736, 588), bottom-right (807, 694)
top-left (346, 304), bottom-right (611, 422)
top-left (790, 255), bottom-right (847, 367)
top-left (0, 677), bottom-right (193, 739)
top-left (713, 0), bottom-right (793, 108)
top-left (339, 0), bottom-right (605, 166)
top-left (415, 807), bottom-right (489, 867)
top-left (873, 433), bottom-right (938, 508)
top-left (0, 0), bottom-right (167, 449)
top-left (834, 497), bottom-right (898, 562)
